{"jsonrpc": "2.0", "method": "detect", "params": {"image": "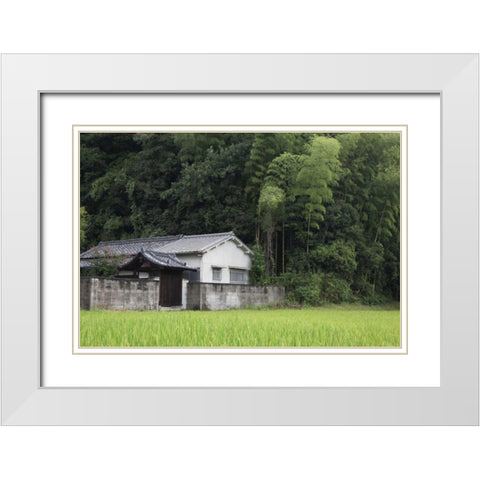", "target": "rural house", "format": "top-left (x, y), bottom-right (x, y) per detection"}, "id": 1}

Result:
top-left (81, 231), bottom-right (253, 282)
top-left (80, 232), bottom-right (285, 310)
